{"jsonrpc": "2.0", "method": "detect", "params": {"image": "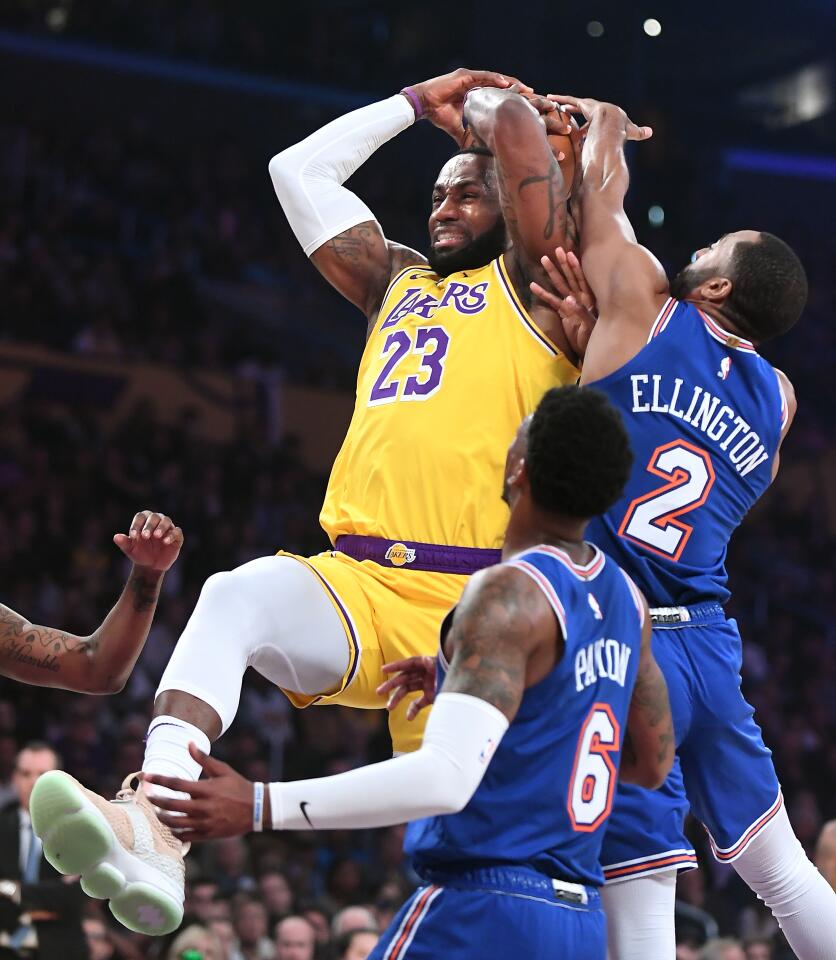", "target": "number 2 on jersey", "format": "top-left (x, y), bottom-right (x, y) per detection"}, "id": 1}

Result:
top-left (368, 326), bottom-right (450, 406)
top-left (568, 703), bottom-right (620, 832)
top-left (619, 440), bottom-right (716, 561)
